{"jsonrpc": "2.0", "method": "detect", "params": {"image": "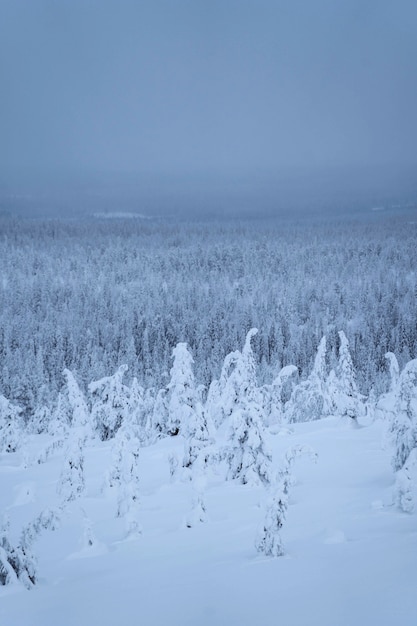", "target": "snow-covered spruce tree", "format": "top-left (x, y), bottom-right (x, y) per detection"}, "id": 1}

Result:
top-left (393, 449), bottom-right (416, 514)
top-left (169, 343), bottom-right (214, 470)
top-left (385, 352), bottom-right (400, 392)
top-left (205, 350), bottom-right (241, 429)
top-left (63, 369), bottom-right (92, 433)
top-left (27, 384), bottom-right (52, 434)
top-left (49, 369), bottom-right (89, 437)
top-left (30, 404), bottom-right (52, 436)
top-left (89, 364), bottom-right (130, 440)
top-left (206, 329), bottom-right (261, 429)
top-left (184, 473), bottom-right (208, 528)
top-left (375, 352), bottom-right (401, 421)
top-left (218, 329), bottom-right (272, 486)
top-left (387, 359), bottom-right (417, 512)
top-left (389, 359), bottom-right (417, 471)
top-left (182, 406), bottom-right (214, 472)
top-left (327, 331), bottom-right (364, 420)
top-left (112, 426), bottom-right (141, 537)
top-left (0, 515), bottom-right (36, 589)
top-left (168, 343), bottom-right (203, 437)
top-left (150, 343), bottom-right (214, 468)
top-left (0, 509), bottom-right (60, 589)
top-left (148, 387), bottom-right (169, 440)
top-left (50, 387), bottom-right (72, 437)
top-left (128, 377), bottom-right (154, 442)
top-left (260, 364), bottom-right (297, 427)
top-left (229, 328), bottom-right (260, 406)
top-left (147, 345), bottom-right (198, 440)
top-left (57, 428), bottom-right (86, 504)
top-left (225, 401), bottom-right (272, 486)
top-left (255, 481), bottom-right (287, 557)
top-left (255, 445), bottom-right (317, 557)
top-left (0, 394), bottom-right (24, 454)
top-left (285, 336), bottom-right (331, 423)
top-left (80, 509), bottom-right (99, 551)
